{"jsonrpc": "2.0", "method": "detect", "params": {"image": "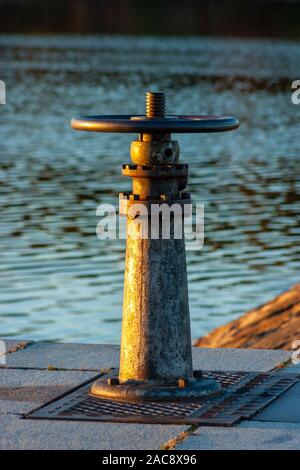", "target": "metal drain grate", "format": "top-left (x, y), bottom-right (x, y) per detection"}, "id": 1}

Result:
top-left (204, 371), bottom-right (248, 389)
top-left (26, 370), bottom-right (300, 426)
top-left (65, 397), bottom-right (203, 418)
